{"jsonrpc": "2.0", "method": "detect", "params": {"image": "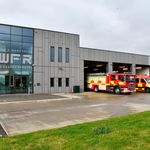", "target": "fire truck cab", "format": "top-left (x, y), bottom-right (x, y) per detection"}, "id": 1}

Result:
top-left (136, 75), bottom-right (150, 93)
top-left (87, 73), bottom-right (136, 94)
